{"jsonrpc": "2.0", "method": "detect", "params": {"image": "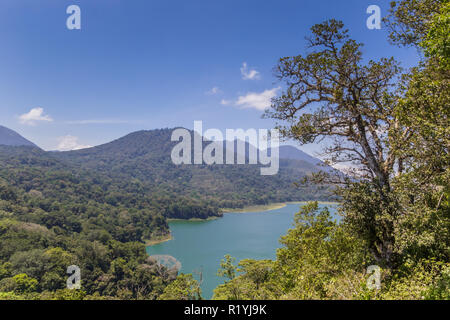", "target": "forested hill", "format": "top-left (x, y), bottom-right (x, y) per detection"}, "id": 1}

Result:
top-left (52, 128), bottom-right (336, 210)
top-left (0, 127), bottom-right (334, 299)
top-left (1, 127), bottom-right (335, 224)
